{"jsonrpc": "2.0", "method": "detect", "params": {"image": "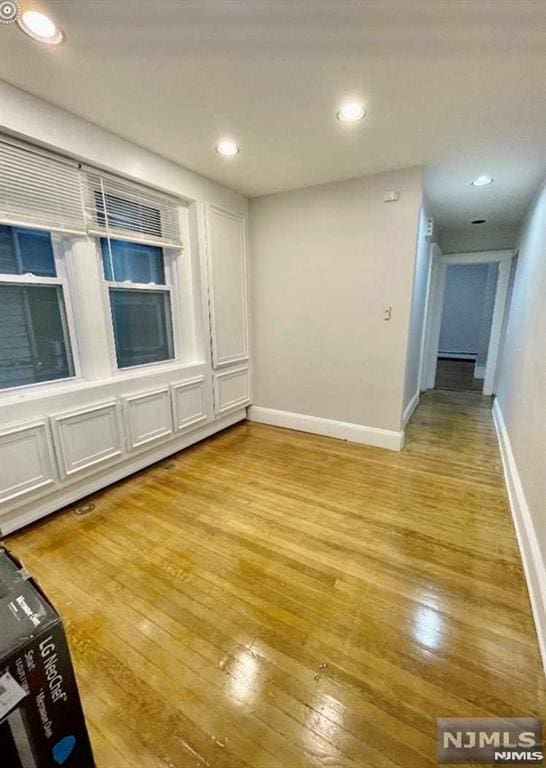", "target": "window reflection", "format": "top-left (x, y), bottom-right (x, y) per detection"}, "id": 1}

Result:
top-left (223, 647), bottom-right (261, 707)
top-left (412, 605), bottom-right (444, 650)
